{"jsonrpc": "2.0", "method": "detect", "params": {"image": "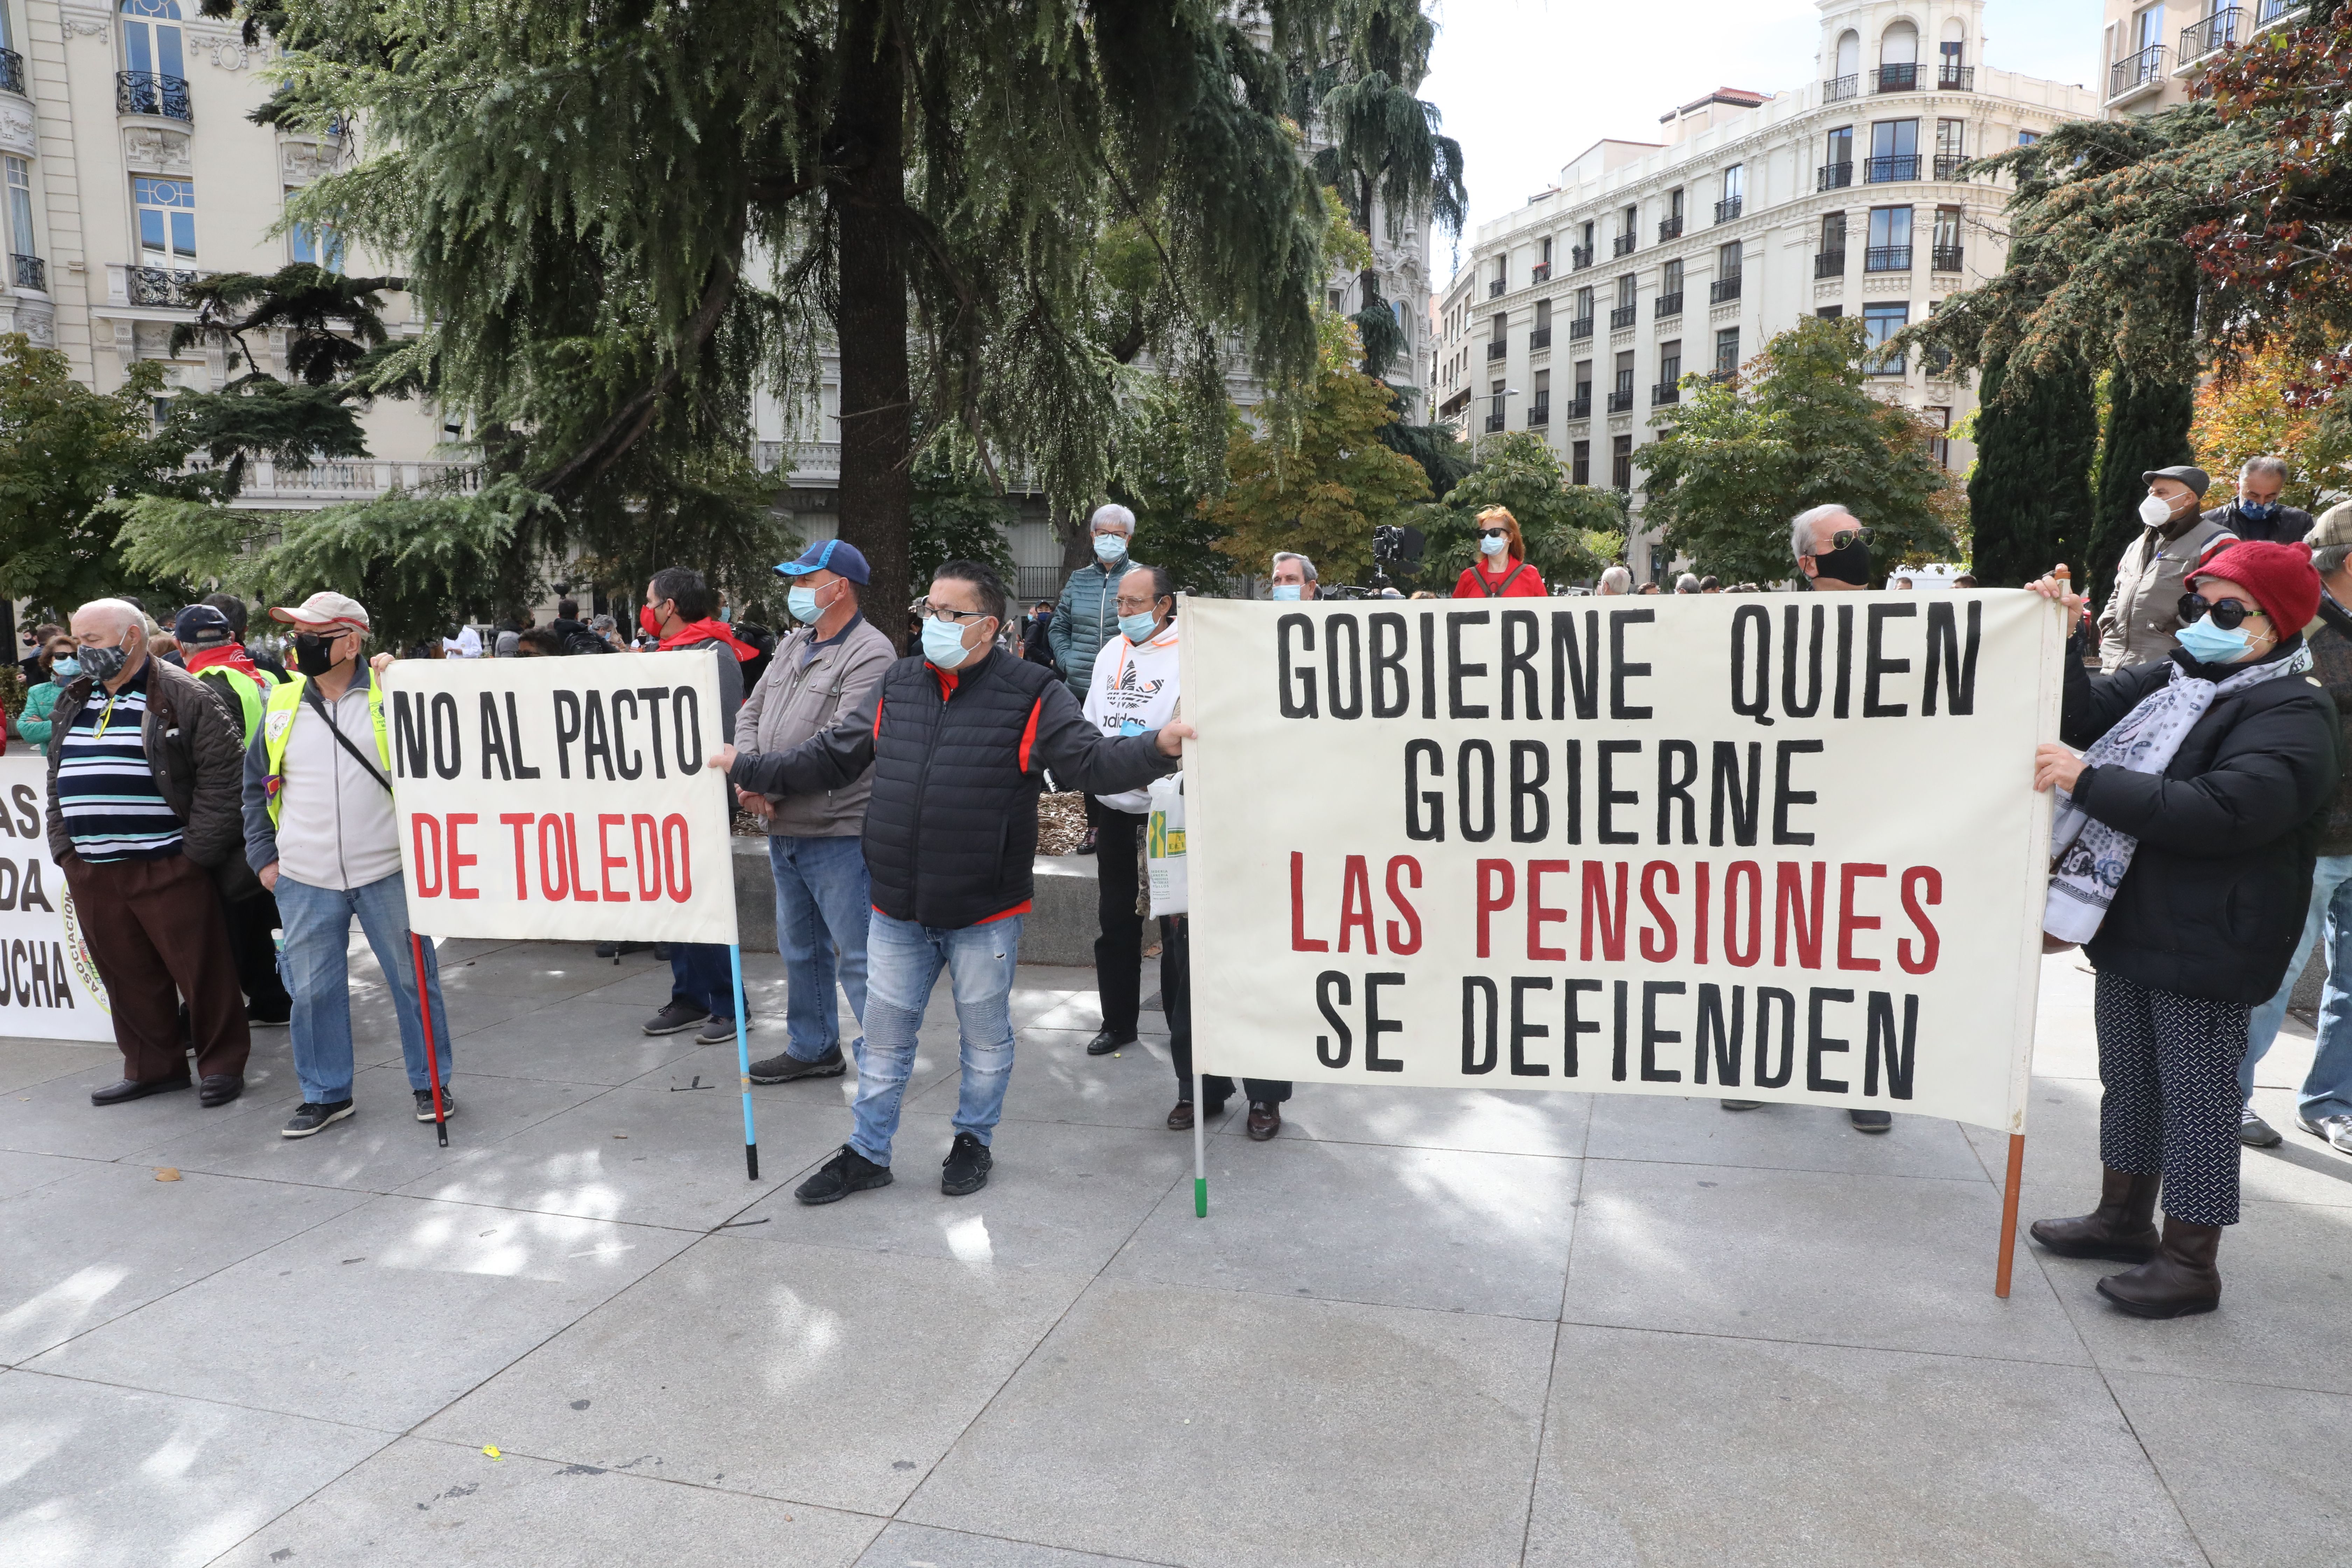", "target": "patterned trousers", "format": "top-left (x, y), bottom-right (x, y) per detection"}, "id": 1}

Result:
top-left (2095, 972), bottom-right (2248, 1227)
